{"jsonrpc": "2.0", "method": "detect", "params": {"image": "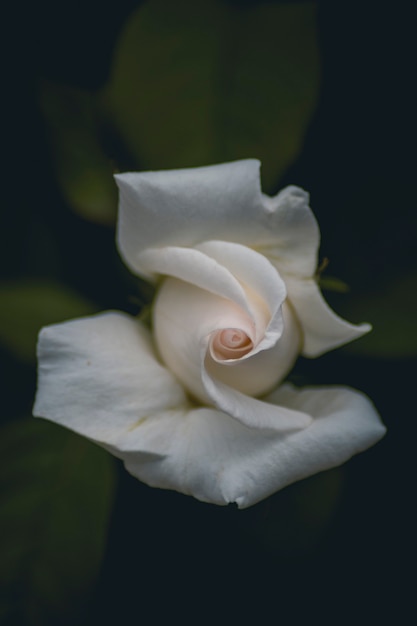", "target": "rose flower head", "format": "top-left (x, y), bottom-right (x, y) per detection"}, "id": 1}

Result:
top-left (33, 159), bottom-right (386, 508)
